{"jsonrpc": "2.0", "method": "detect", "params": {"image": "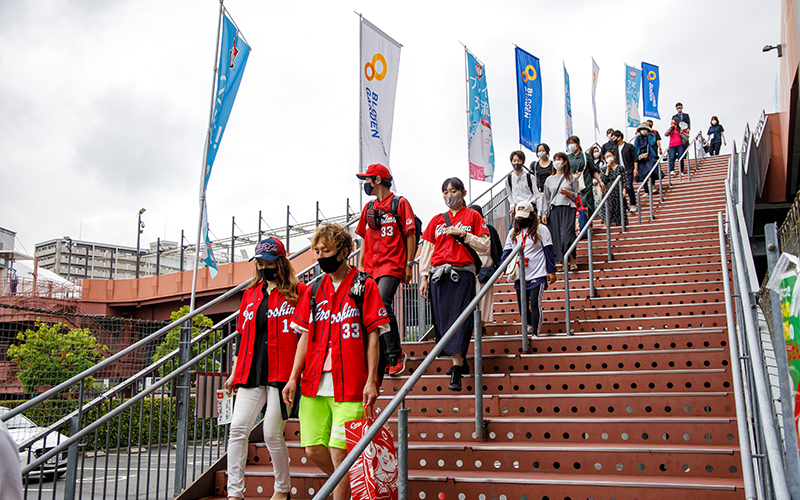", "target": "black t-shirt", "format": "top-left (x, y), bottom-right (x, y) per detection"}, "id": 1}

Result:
top-left (531, 160), bottom-right (552, 192)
